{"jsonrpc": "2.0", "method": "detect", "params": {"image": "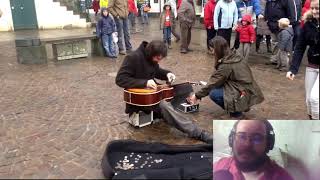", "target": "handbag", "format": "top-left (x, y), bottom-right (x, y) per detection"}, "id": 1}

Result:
top-left (143, 6), bottom-right (150, 12)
